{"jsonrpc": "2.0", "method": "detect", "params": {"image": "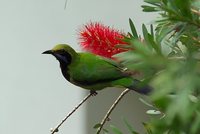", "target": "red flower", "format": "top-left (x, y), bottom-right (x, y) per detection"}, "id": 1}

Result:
top-left (78, 22), bottom-right (128, 58)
